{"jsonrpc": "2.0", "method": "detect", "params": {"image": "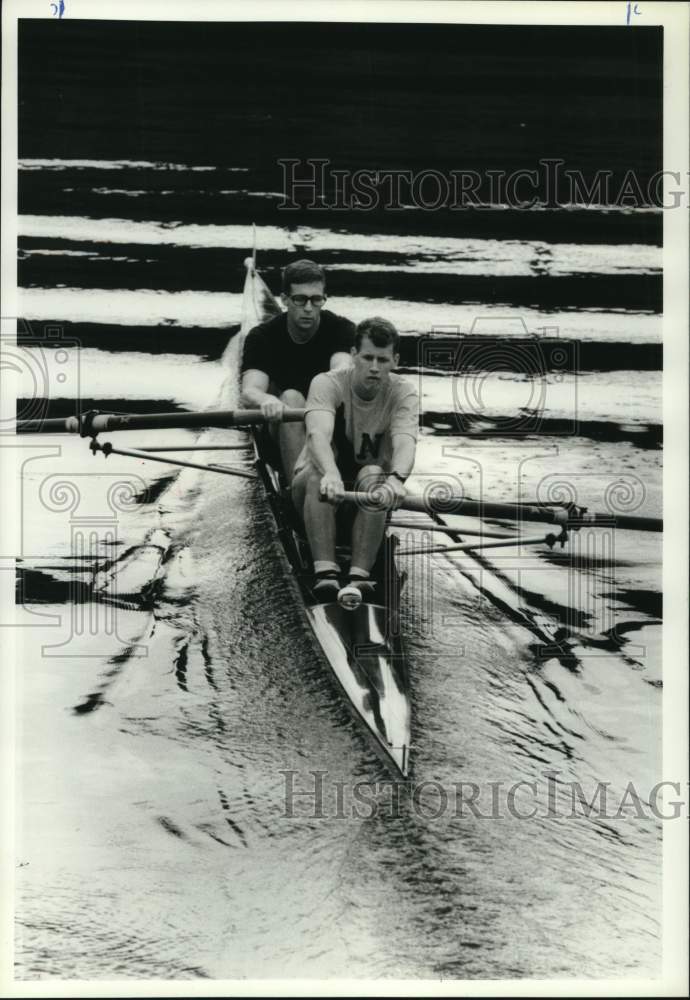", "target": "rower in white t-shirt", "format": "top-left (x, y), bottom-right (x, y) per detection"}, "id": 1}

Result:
top-left (291, 316), bottom-right (419, 603)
